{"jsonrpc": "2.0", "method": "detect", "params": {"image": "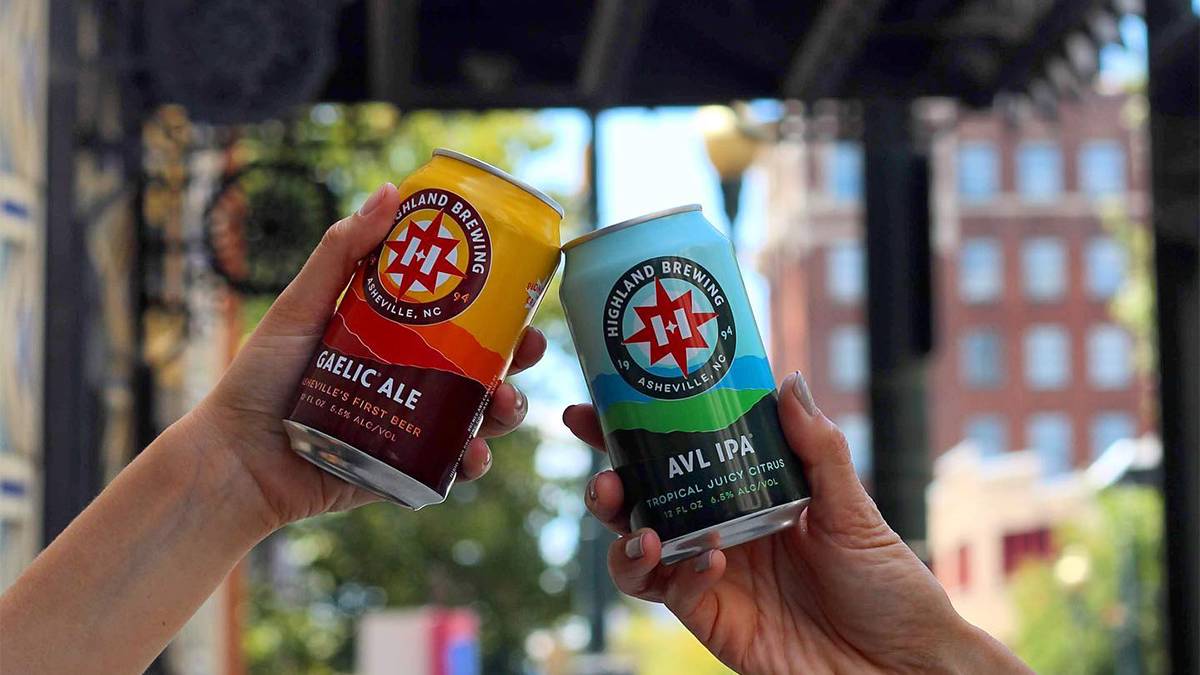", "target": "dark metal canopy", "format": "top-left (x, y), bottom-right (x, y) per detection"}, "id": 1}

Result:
top-left (137, 0), bottom-right (1143, 123)
top-left (318, 0), bottom-right (1132, 111)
